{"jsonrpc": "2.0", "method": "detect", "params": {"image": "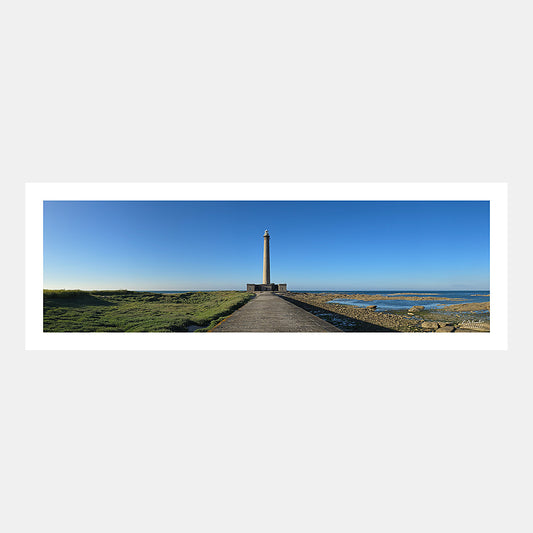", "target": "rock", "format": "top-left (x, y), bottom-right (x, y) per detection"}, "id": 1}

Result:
top-left (366, 305), bottom-right (377, 310)
top-left (438, 322), bottom-right (452, 327)
top-left (436, 325), bottom-right (455, 332)
top-left (421, 321), bottom-right (439, 329)
top-left (408, 305), bottom-right (425, 313)
top-left (459, 322), bottom-right (490, 332)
